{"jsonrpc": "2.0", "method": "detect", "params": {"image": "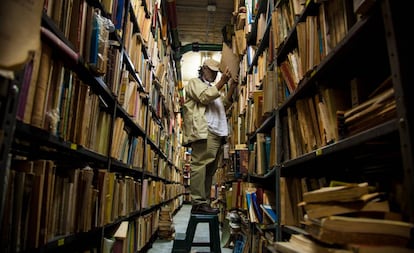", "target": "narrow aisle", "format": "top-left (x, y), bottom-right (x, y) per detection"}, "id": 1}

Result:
top-left (147, 204), bottom-right (233, 253)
